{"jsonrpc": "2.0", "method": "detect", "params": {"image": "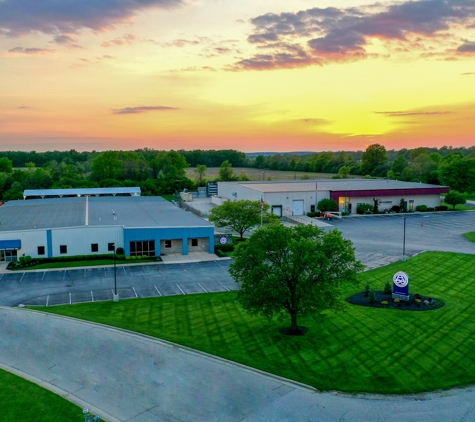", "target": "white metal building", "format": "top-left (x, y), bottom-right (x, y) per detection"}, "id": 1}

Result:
top-left (217, 179), bottom-right (449, 216)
